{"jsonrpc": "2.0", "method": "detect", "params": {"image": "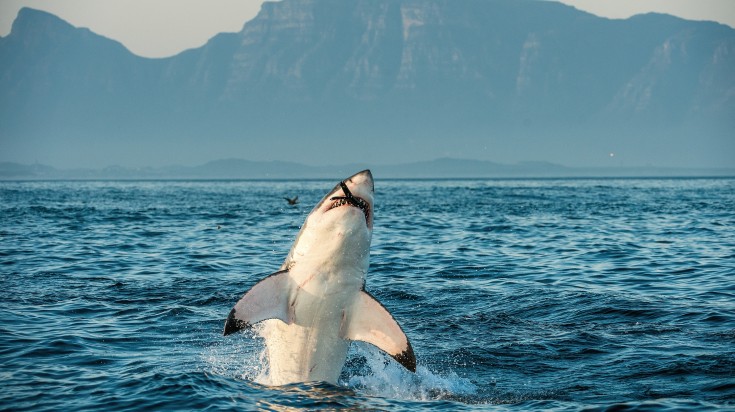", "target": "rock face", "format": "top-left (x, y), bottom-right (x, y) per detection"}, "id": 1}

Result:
top-left (1, 0), bottom-right (734, 168)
